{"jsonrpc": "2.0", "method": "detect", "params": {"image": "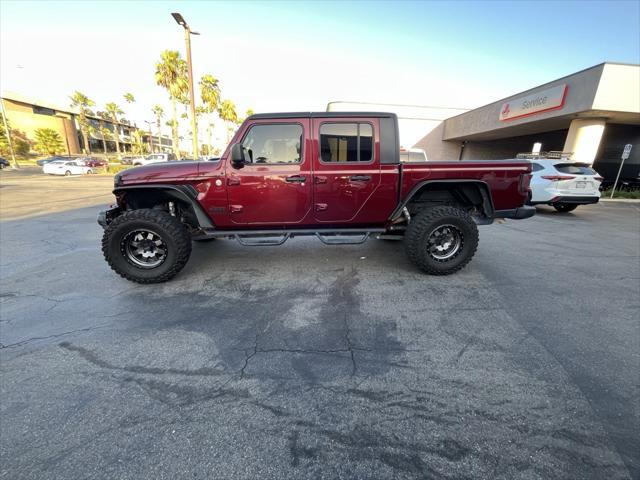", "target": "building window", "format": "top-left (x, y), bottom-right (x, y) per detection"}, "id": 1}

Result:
top-left (320, 123), bottom-right (373, 162)
top-left (33, 106), bottom-right (56, 116)
top-left (241, 124), bottom-right (303, 164)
